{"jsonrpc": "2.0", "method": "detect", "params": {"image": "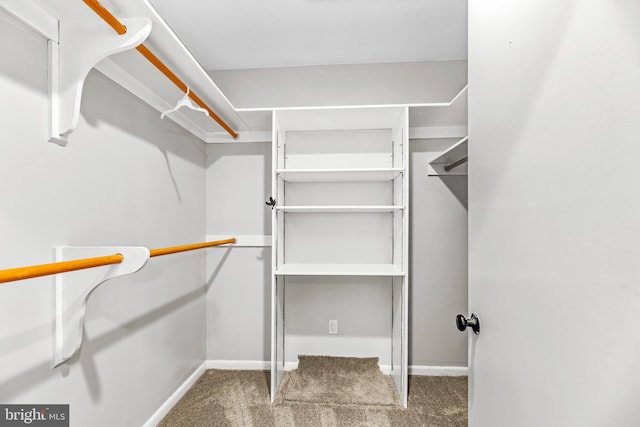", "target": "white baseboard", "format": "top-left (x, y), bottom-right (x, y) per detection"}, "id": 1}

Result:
top-left (409, 365), bottom-right (468, 376)
top-left (274, 361), bottom-right (467, 376)
top-left (142, 361), bottom-right (207, 427)
top-left (206, 359), bottom-right (271, 370)
top-left (283, 361), bottom-right (389, 372)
